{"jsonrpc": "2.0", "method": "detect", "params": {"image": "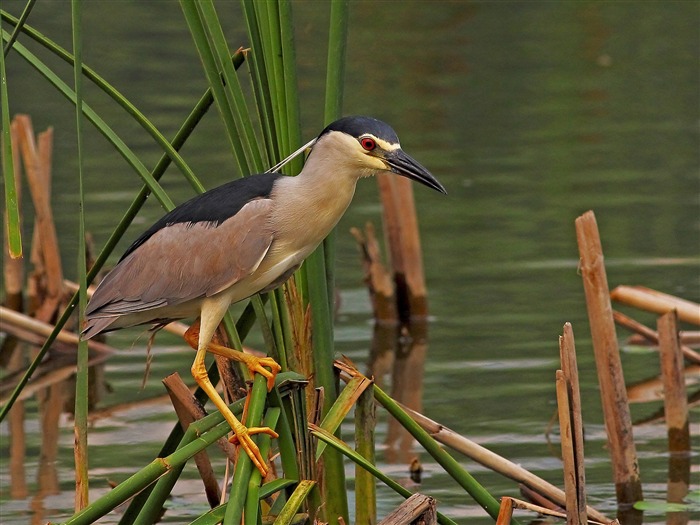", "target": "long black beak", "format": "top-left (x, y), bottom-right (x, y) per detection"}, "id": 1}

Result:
top-left (385, 149), bottom-right (447, 194)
